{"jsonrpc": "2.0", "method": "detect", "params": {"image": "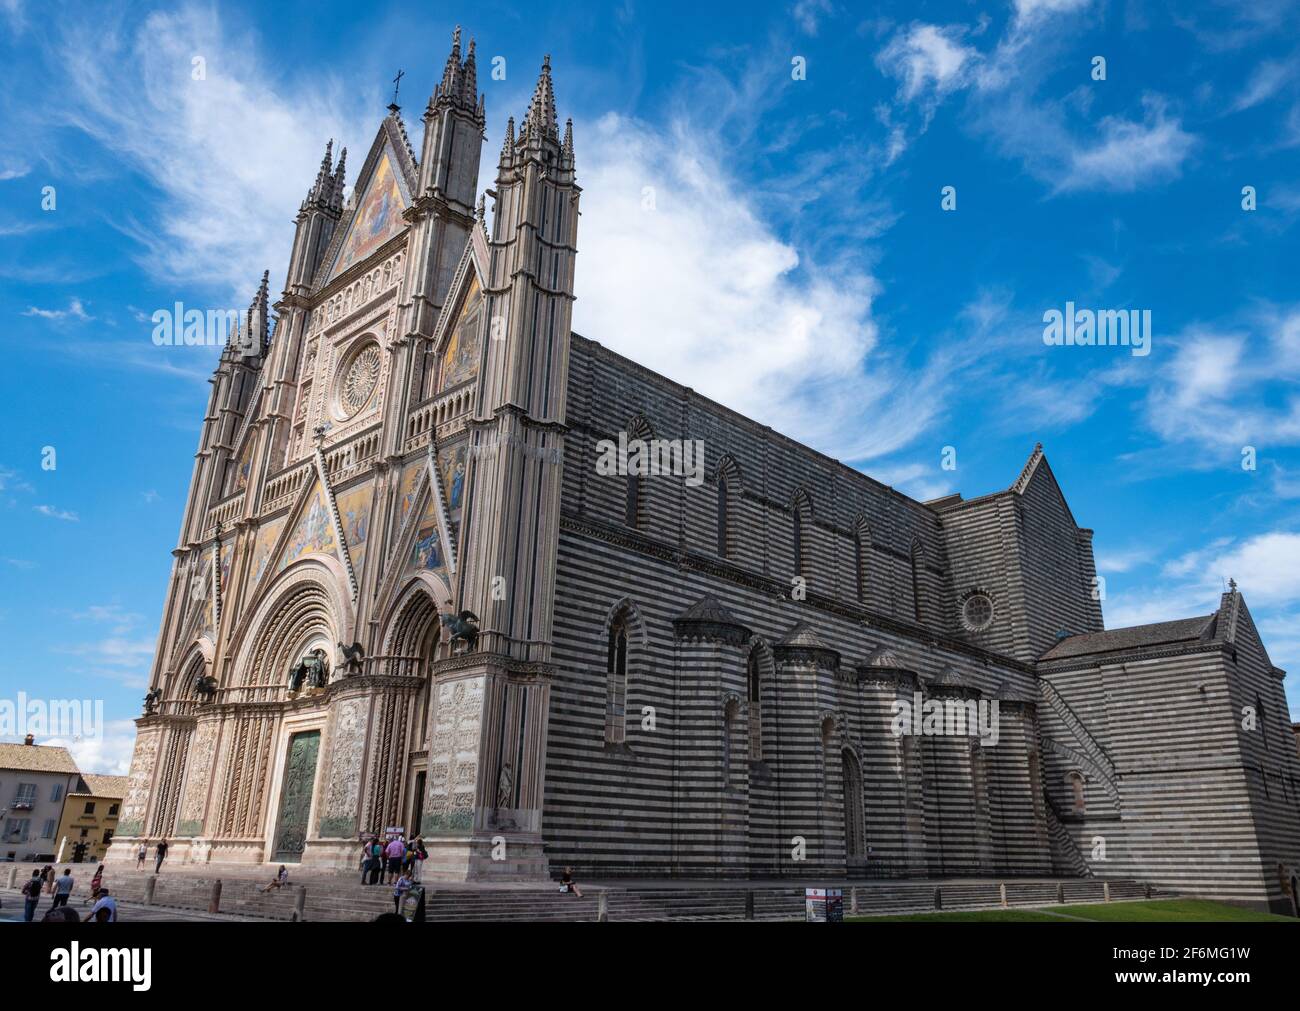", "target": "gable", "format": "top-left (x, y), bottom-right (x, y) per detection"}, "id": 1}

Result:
top-left (335, 481), bottom-right (374, 579)
top-left (327, 143), bottom-right (410, 282)
top-left (439, 274), bottom-right (484, 392)
top-left (278, 479), bottom-right (338, 572)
